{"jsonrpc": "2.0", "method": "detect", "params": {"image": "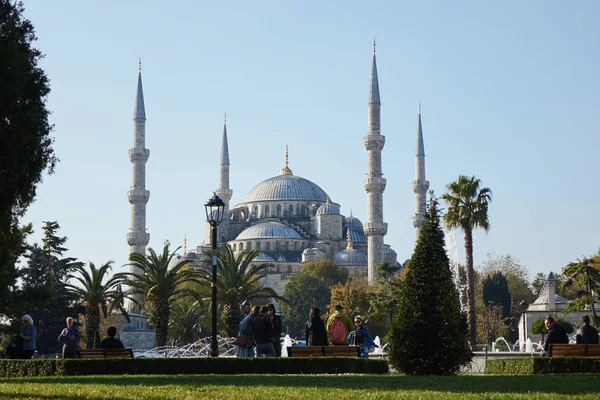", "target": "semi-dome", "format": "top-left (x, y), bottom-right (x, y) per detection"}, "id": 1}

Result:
top-left (333, 249), bottom-right (368, 267)
top-left (235, 221), bottom-right (302, 240)
top-left (254, 252), bottom-right (275, 262)
top-left (241, 175), bottom-right (329, 203)
top-left (345, 213), bottom-right (363, 227)
top-left (316, 201), bottom-right (340, 215)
